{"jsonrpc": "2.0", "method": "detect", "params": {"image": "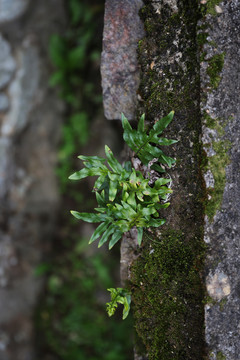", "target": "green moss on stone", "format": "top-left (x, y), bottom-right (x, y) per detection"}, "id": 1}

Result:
top-left (203, 113), bottom-right (231, 222)
top-left (219, 297), bottom-right (227, 311)
top-left (206, 0), bottom-right (222, 16)
top-left (205, 140), bottom-right (230, 221)
top-left (131, 229), bottom-right (206, 360)
top-left (216, 351), bottom-right (226, 360)
top-left (197, 31), bottom-right (209, 46)
top-left (206, 53), bottom-right (225, 89)
top-left (135, 1), bottom-right (206, 358)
